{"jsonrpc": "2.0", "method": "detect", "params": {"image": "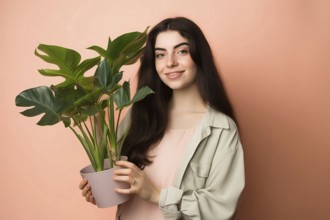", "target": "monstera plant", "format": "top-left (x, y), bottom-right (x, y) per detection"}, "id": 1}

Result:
top-left (15, 29), bottom-right (153, 172)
